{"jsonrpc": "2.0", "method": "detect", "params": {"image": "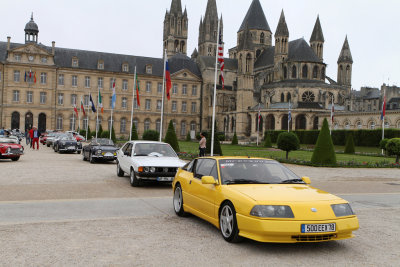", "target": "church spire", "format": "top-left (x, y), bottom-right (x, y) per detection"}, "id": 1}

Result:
top-left (310, 15), bottom-right (324, 61)
top-left (170, 0), bottom-right (182, 15)
top-left (338, 36), bottom-right (353, 63)
top-left (197, 0), bottom-right (222, 57)
top-left (163, 0), bottom-right (188, 57)
top-left (275, 10), bottom-right (289, 37)
top-left (337, 36), bottom-right (353, 90)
